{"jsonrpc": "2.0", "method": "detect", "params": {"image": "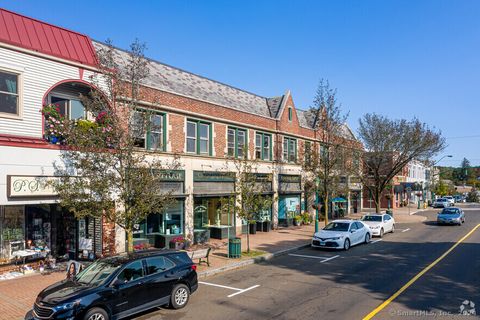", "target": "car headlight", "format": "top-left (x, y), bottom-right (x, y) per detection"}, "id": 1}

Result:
top-left (53, 300), bottom-right (80, 311)
top-left (330, 236), bottom-right (344, 240)
top-left (313, 236), bottom-right (320, 240)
